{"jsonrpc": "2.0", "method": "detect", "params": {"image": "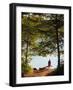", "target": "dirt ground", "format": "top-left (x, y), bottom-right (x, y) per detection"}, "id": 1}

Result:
top-left (23, 67), bottom-right (55, 77)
